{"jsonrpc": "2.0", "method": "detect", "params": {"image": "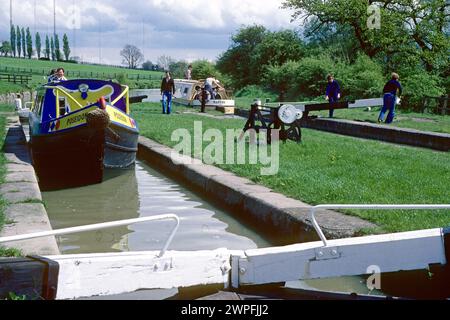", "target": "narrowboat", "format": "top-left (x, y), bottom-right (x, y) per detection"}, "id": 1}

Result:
top-left (173, 79), bottom-right (235, 114)
top-left (29, 79), bottom-right (139, 190)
